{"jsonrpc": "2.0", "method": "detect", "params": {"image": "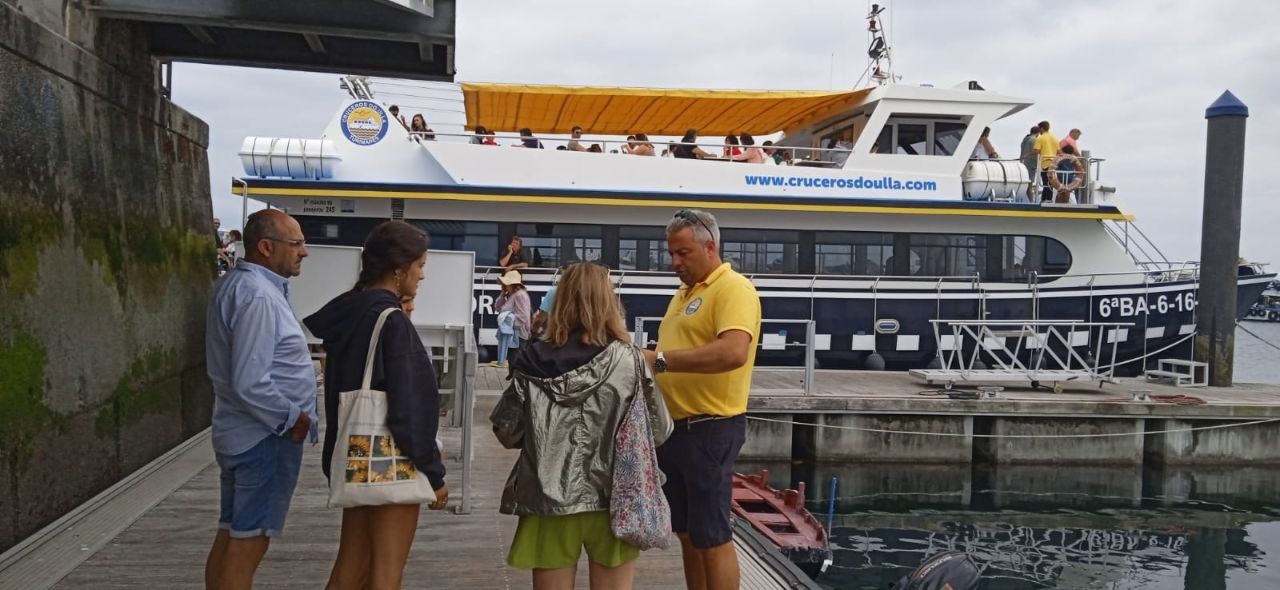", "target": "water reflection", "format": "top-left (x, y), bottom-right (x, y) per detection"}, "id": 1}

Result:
top-left (736, 461), bottom-right (1280, 589)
